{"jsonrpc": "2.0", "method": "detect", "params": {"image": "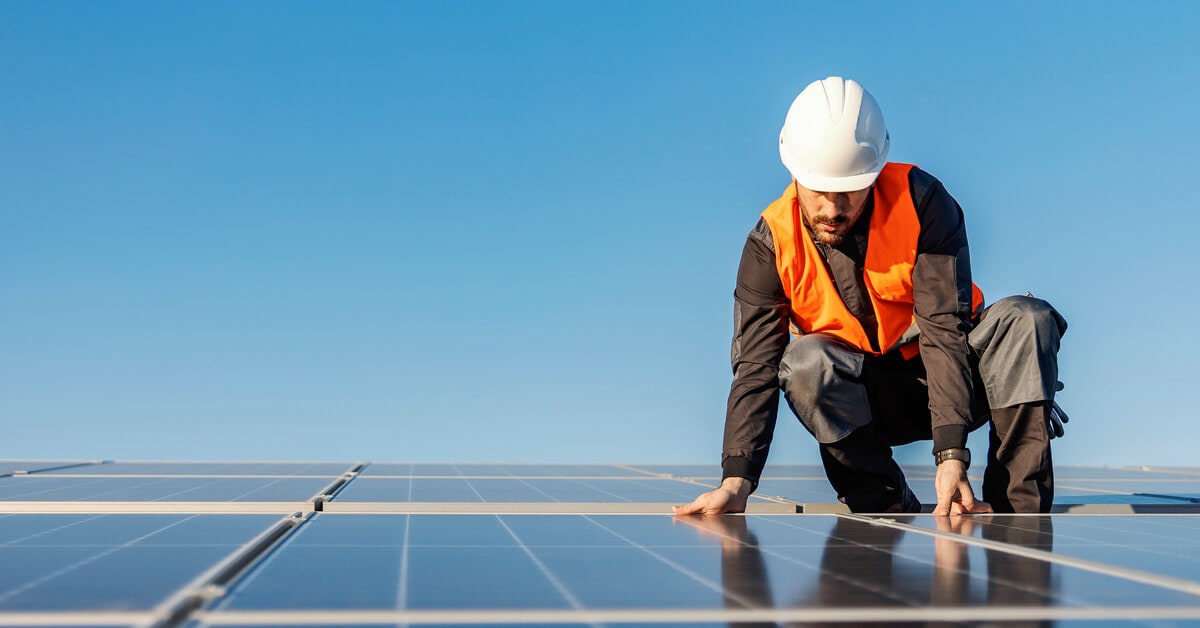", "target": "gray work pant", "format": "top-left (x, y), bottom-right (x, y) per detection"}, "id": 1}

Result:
top-left (778, 295), bottom-right (1067, 512)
